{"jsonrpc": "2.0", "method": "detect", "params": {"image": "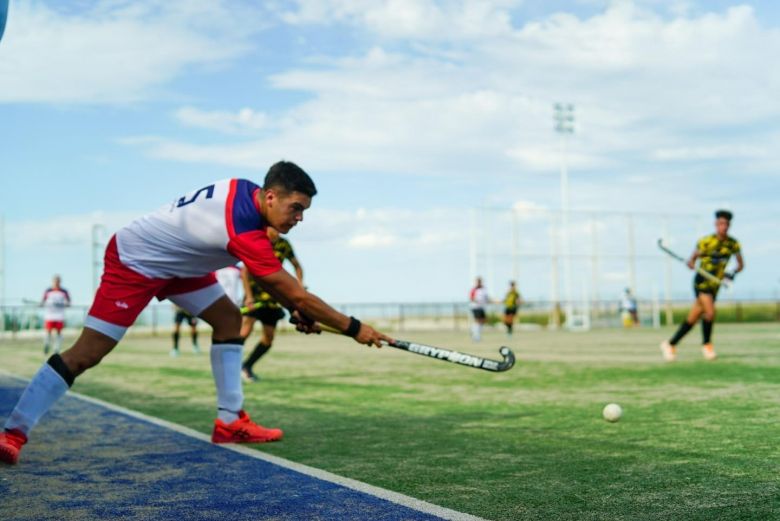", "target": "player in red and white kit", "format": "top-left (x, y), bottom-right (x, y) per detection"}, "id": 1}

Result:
top-left (40, 275), bottom-right (71, 355)
top-left (1, 161), bottom-right (393, 465)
